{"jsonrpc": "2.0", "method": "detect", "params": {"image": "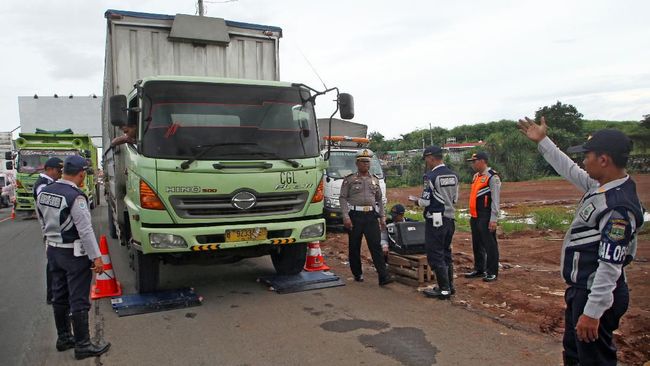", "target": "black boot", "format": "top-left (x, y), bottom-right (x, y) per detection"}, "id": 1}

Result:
top-left (53, 305), bottom-right (74, 351)
top-left (424, 266), bottom-right (452, 300)
top-left (71, 311), bottom-right (111, 360)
